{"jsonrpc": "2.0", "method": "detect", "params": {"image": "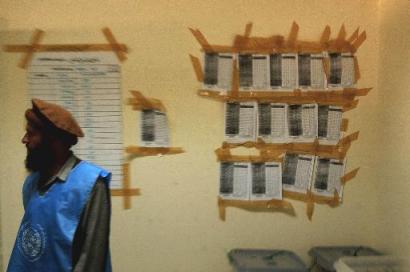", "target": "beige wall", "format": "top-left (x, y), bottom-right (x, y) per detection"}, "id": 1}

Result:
top-left (0, 0), bottom-right (407, 271)
top-left (375, 0), bottom-right (410, 260)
